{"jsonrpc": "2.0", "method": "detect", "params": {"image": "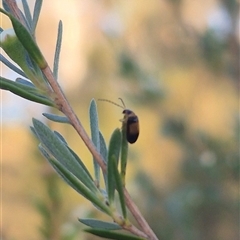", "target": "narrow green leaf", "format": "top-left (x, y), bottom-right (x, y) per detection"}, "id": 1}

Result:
top-left (79, 219), bottom-right (121, 230)
top-left (19, 10), bottom-right (31, 32)
top-left (89, 99), bottom-right (100, 183)
top-left (67, 147), bottom-right (94, 182)
top-left (0, 54), bottom-right (26, 77)
top-left (121, 124), bottom-right (129, 186)
top-left (99, 131), bottom-right (108, 187)
top-left (84, 228), bottom-right (145, 240)
top-left (112, 159), bottom-right (127, 219)
top-left (22, 0), bottom-right (32, 29)
top-left (99, 188), bottom-right (108, 206)
top-left (3, 5), bottom-right (31, 32)
top-left (15, 78), bottom-right (35, 88)
top-left (0, 77), bottom-right (55, 107)
top-left (42, 113), bottom-right (70, 124)
top-left (2, 1), bottom-right (10, 12)
top-left (0, 8), bottom-right (47, 69)
top-left (0, 27), bottom-right (47, 89)
top-left (10, 14), bottom-right (46, 68)
top-left (39, 142), bottom-right (95, 191)
top-left (32, 118), bottom-right (98, 193)
top-left (45, 130), bottom-right (94, 183)
top-left (99, 131), bottom-right (108, 163)
top-left (53, 131), bottom-right (68, 145)
top-left (30, 126), bottom-right (38, 138)
top-left (25, 53), bottom-right (45, 80)
top-left (47, 157), bottom-right (111, 215)
top-left (38, 144), bottom-right (51, 160)
top-left (107, 129), bottom-right (121, 204)
top-left (108, 128), bottom-right (121, 168)
top-left (53, 20), bottom-right (63, 79)
top-left (32, 0), bottom-right (43, 34)
top-left (108, 155), bottom-right (116, 205)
